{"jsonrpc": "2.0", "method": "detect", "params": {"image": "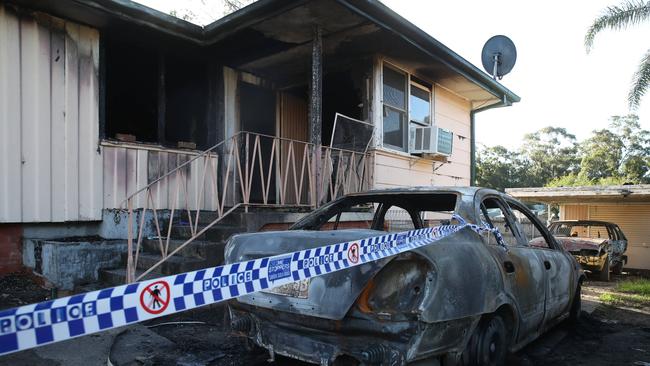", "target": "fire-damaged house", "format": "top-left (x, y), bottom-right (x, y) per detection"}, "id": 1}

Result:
top-left (0, 0), bottom-right (519, 287)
